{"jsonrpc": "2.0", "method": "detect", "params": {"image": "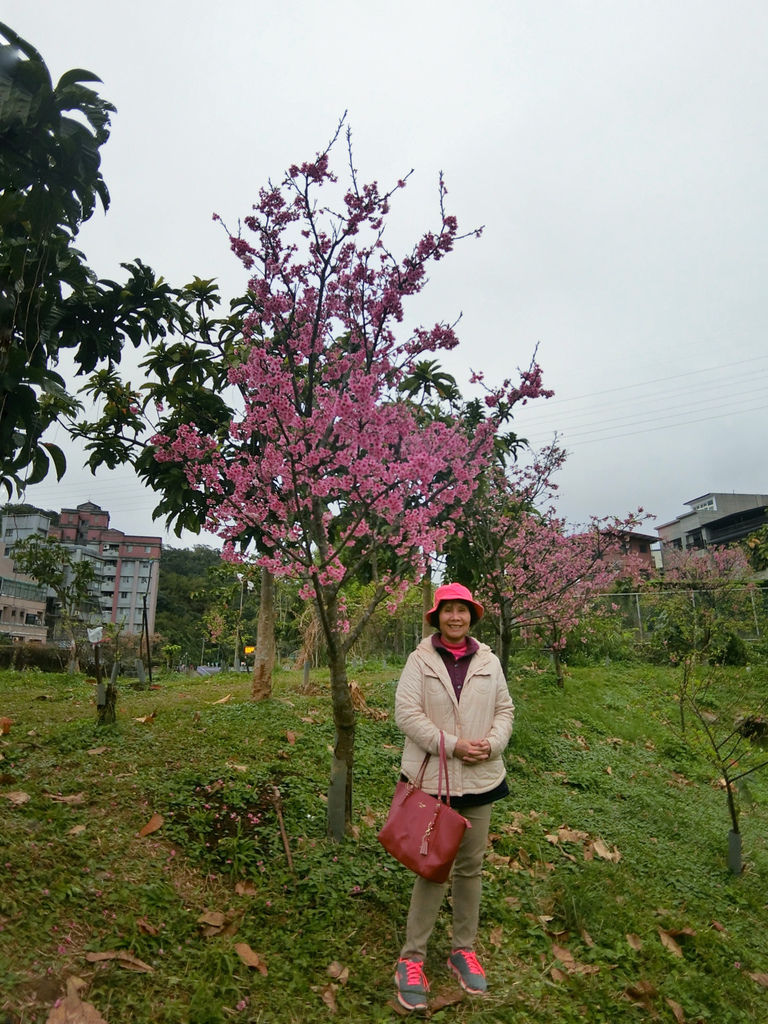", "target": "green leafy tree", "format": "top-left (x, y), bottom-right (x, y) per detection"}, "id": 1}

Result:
top-left (744, 524), bottom-right (768, 572)
top-left (11, 533), bottom-right (95, 664)
top-left (154, 544), bottom-right (223, 662)
top-left (0, 22), bottom-right (178, 495)
top-left (75, 279), bottom-right (282, 697)
top-left (196, 560), bottom-right (259, 670)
